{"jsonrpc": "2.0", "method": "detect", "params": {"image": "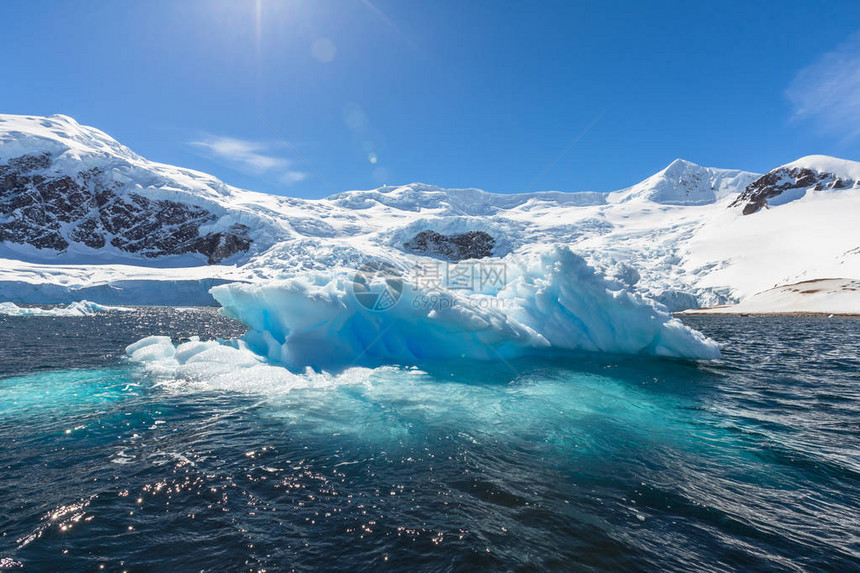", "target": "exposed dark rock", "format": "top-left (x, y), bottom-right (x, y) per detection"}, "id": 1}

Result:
top-left (69, 217), bottom-right (105, 249)
top-left (0, 152), bottom-right (252, 263)
top-left (403, 230), bottom-right (495, 260)
top-left (195, 225), bottom-right (253, 264)
top-left (730, 167), bottom-right (856, 215)
top-left (7, 152), bottom-right (51, 172)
